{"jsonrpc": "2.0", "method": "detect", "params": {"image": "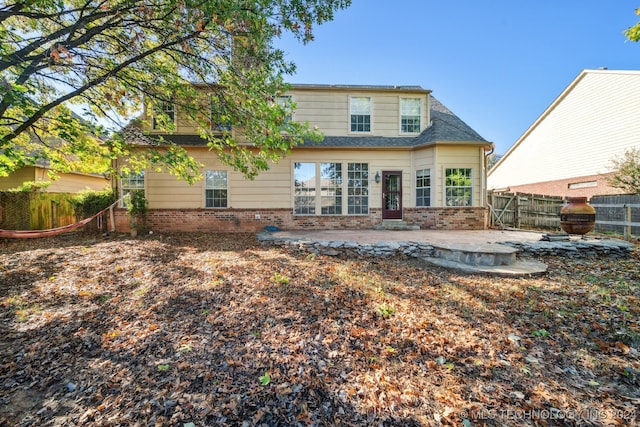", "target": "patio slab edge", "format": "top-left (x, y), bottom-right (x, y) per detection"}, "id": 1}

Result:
top-left (420, 257), bottom-right (548, 277)
top-left (257, 231), bottom-right (634, 276)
